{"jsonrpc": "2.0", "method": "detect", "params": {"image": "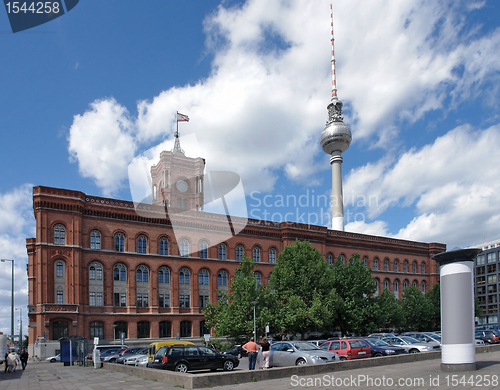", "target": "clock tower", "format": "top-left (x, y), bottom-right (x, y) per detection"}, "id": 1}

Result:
top-left (150, 131), bottom-right (205, 211)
